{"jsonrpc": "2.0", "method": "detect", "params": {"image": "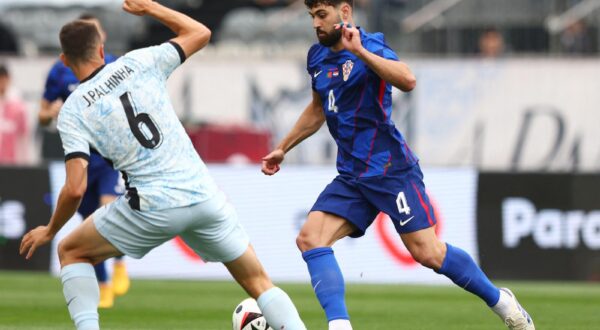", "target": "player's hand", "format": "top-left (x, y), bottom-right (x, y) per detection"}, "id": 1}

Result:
top-left (123, 0), bottom-right (153, 16)
top-left (261, 149), bottom-right (284, 176)
top-left (20, 226), bottom-right (54, 260)
top-left (49, 100), bottom-right (62, 119)
top-left (335, 17), bottom-right (363, 56)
